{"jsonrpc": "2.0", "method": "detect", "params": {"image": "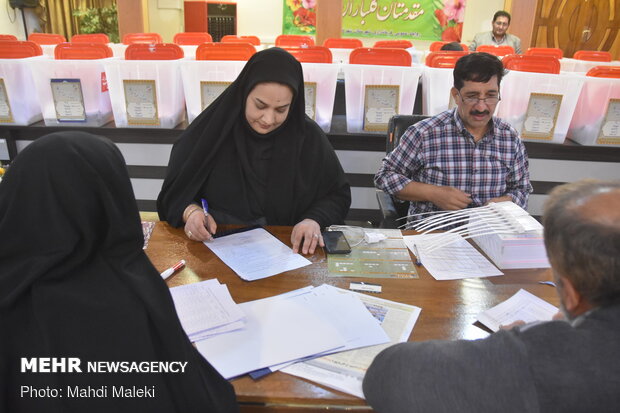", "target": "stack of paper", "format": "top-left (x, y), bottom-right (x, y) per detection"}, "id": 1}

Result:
top-left (169, 279), bottom-right (246, 341)
top-left (477, 289), bottom-right (559, 332)
top-left (195, 284), bottom-right (390, 379)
